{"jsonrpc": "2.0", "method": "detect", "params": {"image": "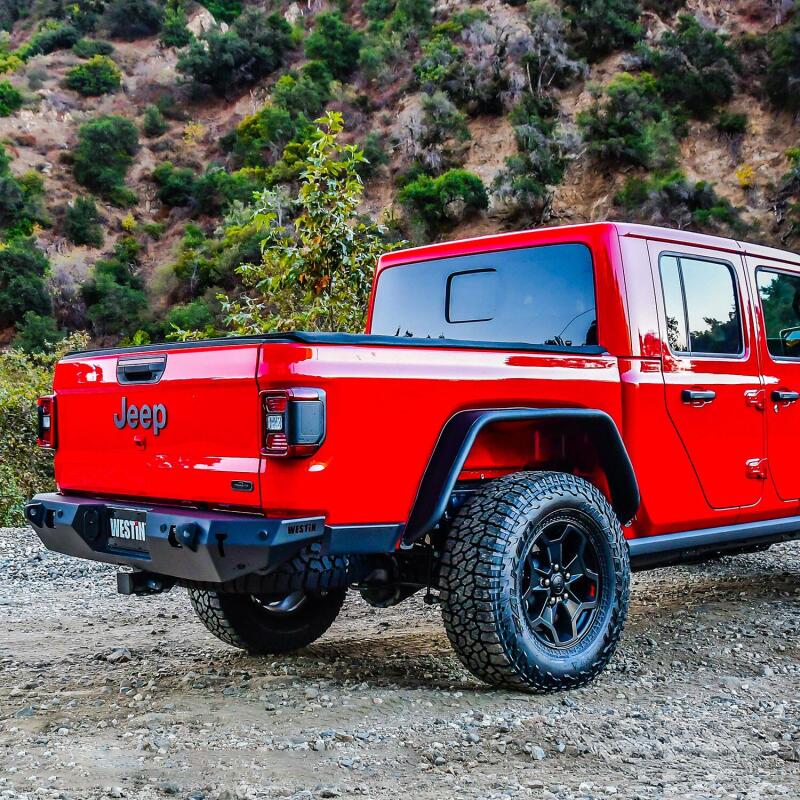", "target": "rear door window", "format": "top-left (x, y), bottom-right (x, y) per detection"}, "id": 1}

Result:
top-left (659, 254), bottom-right (743, 356)
top-left (755, 268), bottom-right (800, 359)
top-left (370, 243), bottom-right (597, 347)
